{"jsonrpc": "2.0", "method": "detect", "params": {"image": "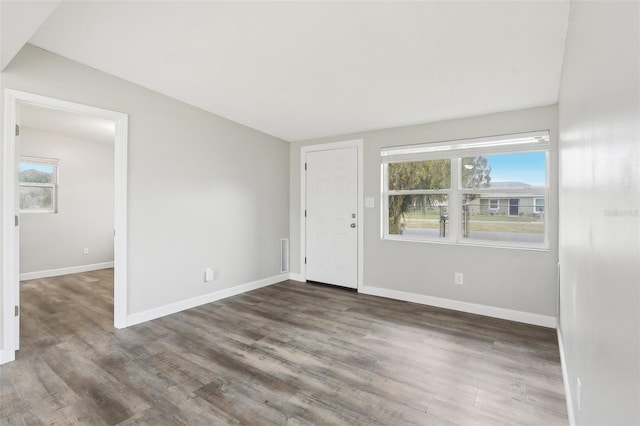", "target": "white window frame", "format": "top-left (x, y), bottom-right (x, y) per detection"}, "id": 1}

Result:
top-left (533, 197), bottom-right (544, 214)
top-left (381, 159), bottom-right (455, 242)
top-left (381, 130), bottom-right (550, 250)
top-left (18, 156), bottom-right (59, 213)
top-left (489, 199), bottom-right (499, 211)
